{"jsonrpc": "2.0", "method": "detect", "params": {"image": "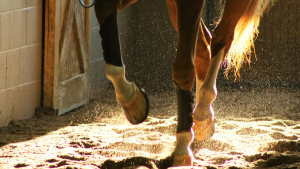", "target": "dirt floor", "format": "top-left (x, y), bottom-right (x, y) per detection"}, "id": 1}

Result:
top-left (0, 84), bottom-right (300, 169)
